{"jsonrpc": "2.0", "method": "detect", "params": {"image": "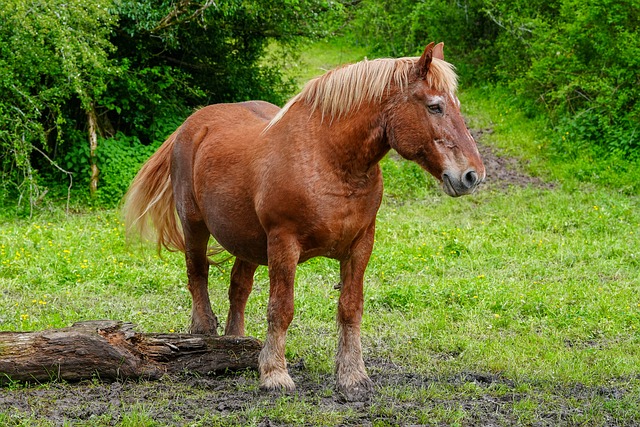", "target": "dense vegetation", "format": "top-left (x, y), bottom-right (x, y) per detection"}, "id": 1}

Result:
top-left (350, 0), bottom-right (639, 163)
top-left (0, 0), bottom-right (638, 213)
top-left (0, 0), bottom-right (341, 211)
